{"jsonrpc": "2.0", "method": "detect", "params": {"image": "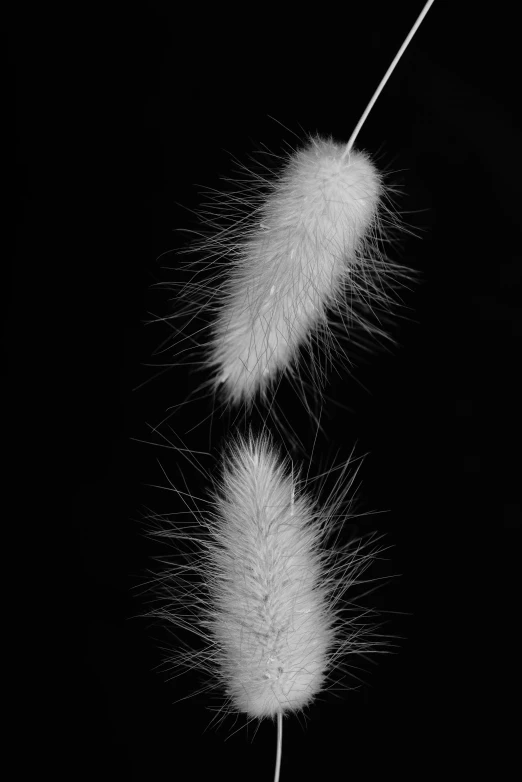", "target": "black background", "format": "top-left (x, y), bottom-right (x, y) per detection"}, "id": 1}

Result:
top-left (13, 3), bottom-right (520, 778)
